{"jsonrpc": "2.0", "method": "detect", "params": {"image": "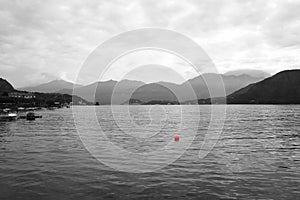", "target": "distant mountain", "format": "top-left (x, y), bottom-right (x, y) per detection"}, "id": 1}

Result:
top-left (0, 78), bottom-right (15, 95)
top-left (130, 83), bottom-right (178, 102)
top-left (227, 70), bottom-right (300, 104)
top-left (225, 69), bottom-right (270, 79)
top-left (70, 80), bottom-right (145, 104)
top-left (19, 79), bottom-right (82, 93)
top-left (182, 73), bottom-right (263, 100)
